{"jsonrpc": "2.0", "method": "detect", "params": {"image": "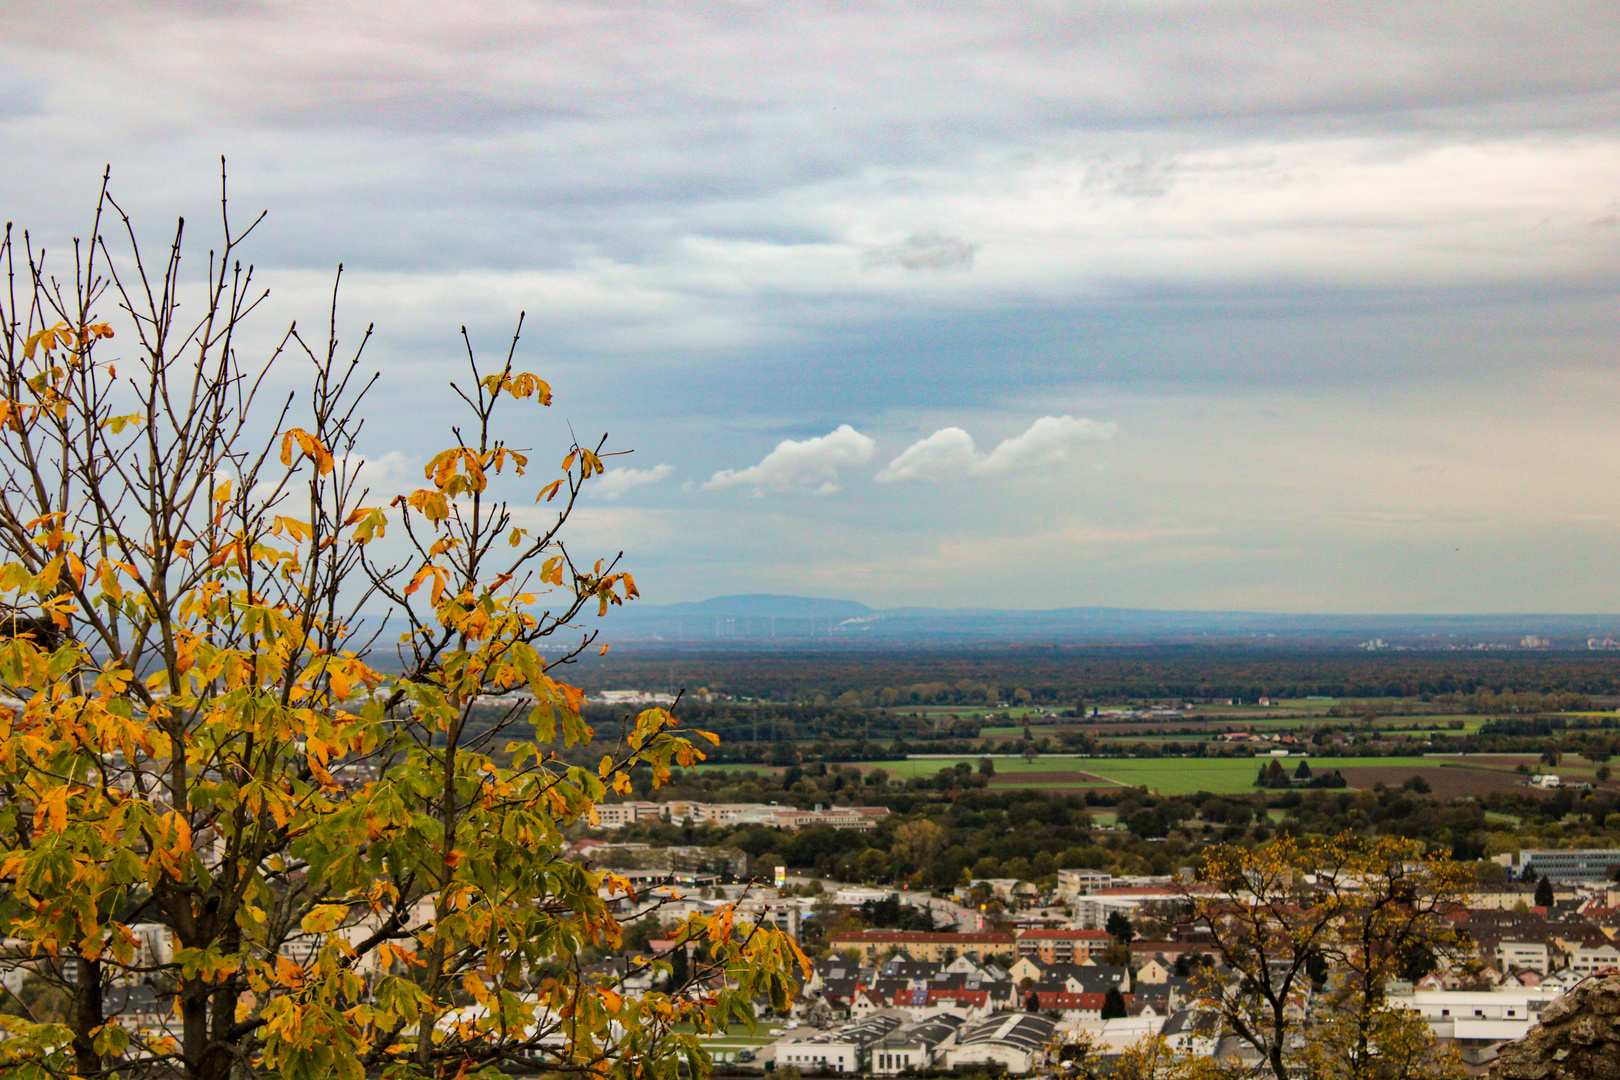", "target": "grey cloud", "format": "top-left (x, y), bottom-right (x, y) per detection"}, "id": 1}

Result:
top-left (0, 76), bottom-right (43, 122)
top-left (1086, 153), bottom-right (1181, 199)
top-left (862, 232), bottom-right (978, 272)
